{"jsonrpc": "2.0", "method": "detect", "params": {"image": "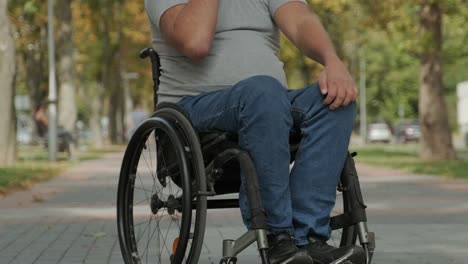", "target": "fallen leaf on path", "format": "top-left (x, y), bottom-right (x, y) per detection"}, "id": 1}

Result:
top-left (93, 231), bottom-right (107, 238)
top-left (32, 194), bottom-right (45, 203)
